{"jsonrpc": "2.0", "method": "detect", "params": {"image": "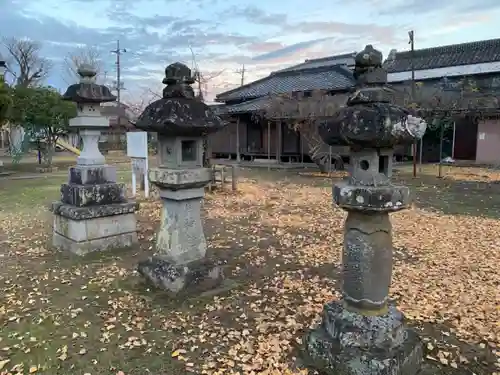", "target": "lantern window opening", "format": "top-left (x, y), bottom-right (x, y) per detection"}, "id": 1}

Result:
top-left (181, 140), bottom-right (197, 162)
